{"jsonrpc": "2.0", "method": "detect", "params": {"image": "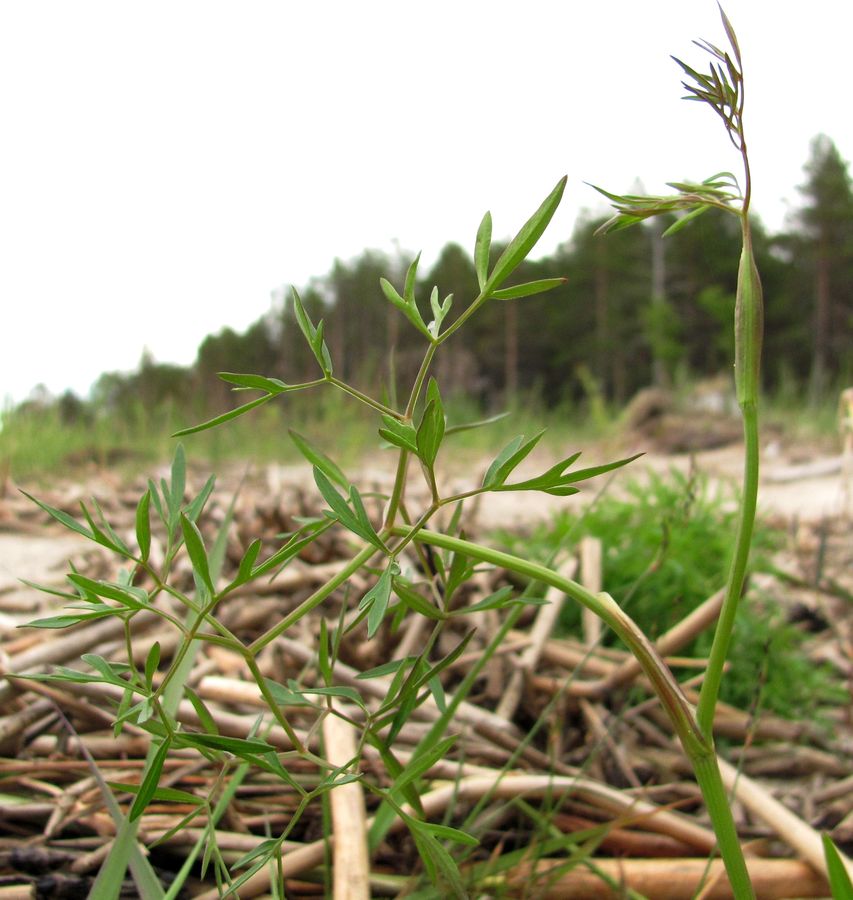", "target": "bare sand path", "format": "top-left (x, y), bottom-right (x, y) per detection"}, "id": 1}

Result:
top-left (0, 441), bottom-right (847, 597)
